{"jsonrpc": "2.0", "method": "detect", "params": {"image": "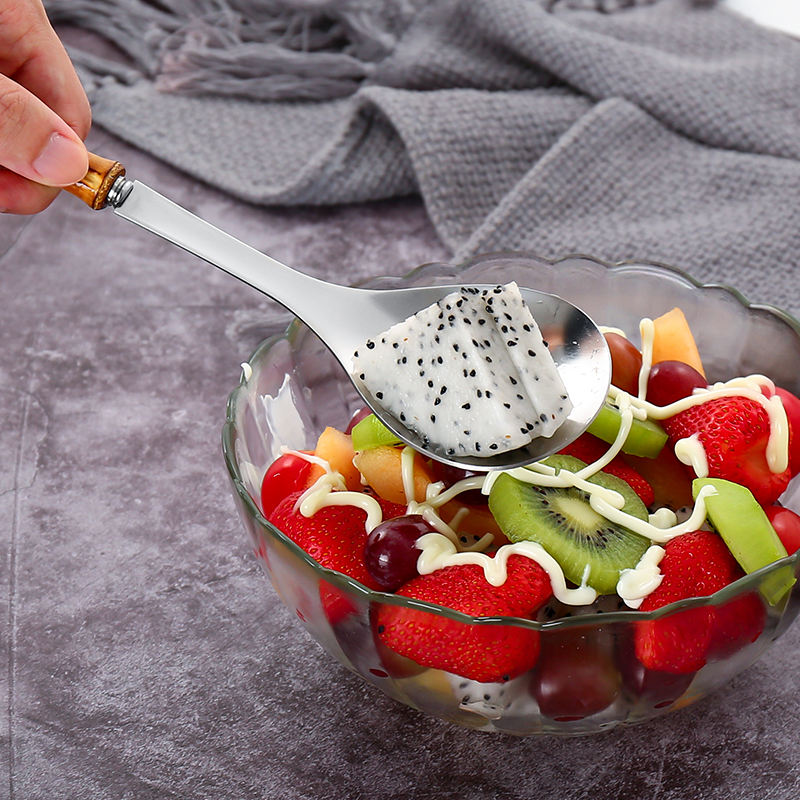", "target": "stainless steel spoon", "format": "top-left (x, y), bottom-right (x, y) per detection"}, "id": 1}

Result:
top-left (67, 154), bottom-right (610, 471)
